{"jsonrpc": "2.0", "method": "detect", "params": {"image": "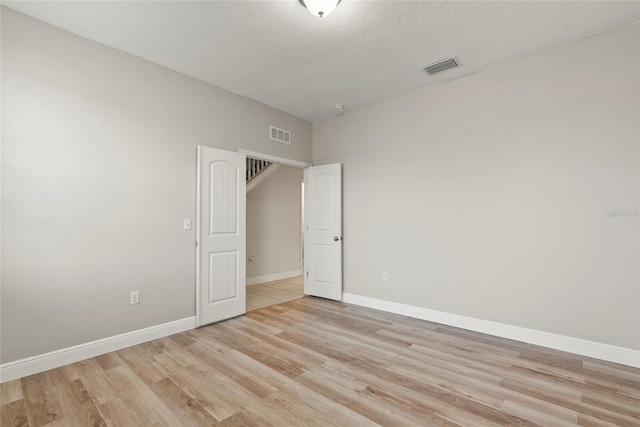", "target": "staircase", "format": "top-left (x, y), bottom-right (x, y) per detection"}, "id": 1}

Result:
top-left (246, 158), bottom-right (272, 183)
top-left (246, 157), bottom-right (280, 193)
